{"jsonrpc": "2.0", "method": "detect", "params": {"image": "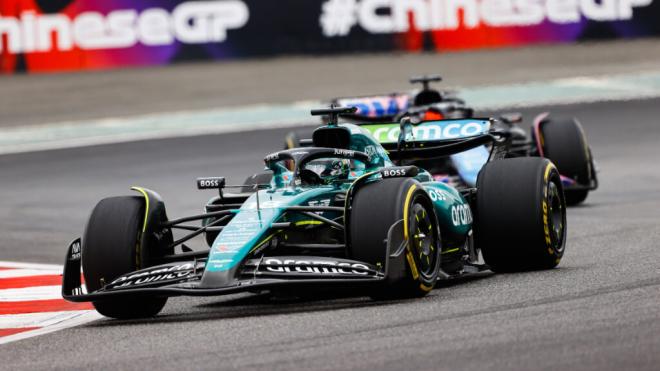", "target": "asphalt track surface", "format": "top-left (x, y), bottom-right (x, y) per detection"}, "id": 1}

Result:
top-left (1, 97), bottom-right (660, 370)
top-left (2, 38), bottom-right (660, 128)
